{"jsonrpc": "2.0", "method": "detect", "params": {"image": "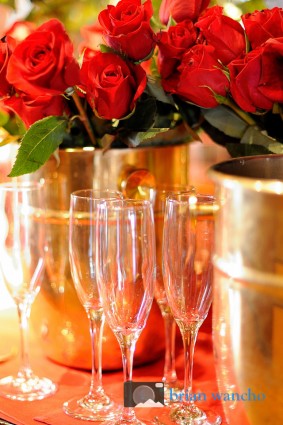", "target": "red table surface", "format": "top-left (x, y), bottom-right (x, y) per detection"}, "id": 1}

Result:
top-left (0, 307), bottom-right (227, 425)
